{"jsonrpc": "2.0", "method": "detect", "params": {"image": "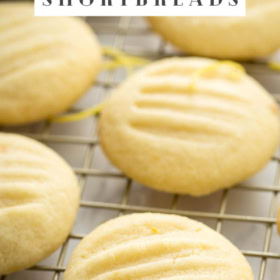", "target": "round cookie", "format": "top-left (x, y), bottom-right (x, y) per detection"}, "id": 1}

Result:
top-left (147, 0), bottom-right (280, 60)
top-left (99, 57), bottom-right (280, 196)
top-left (0, 2), bottom-right (102, 125)
top-left (0, 133), bottom-right (80, 274)
top-left (64, 213), bottom-right (254, 280)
